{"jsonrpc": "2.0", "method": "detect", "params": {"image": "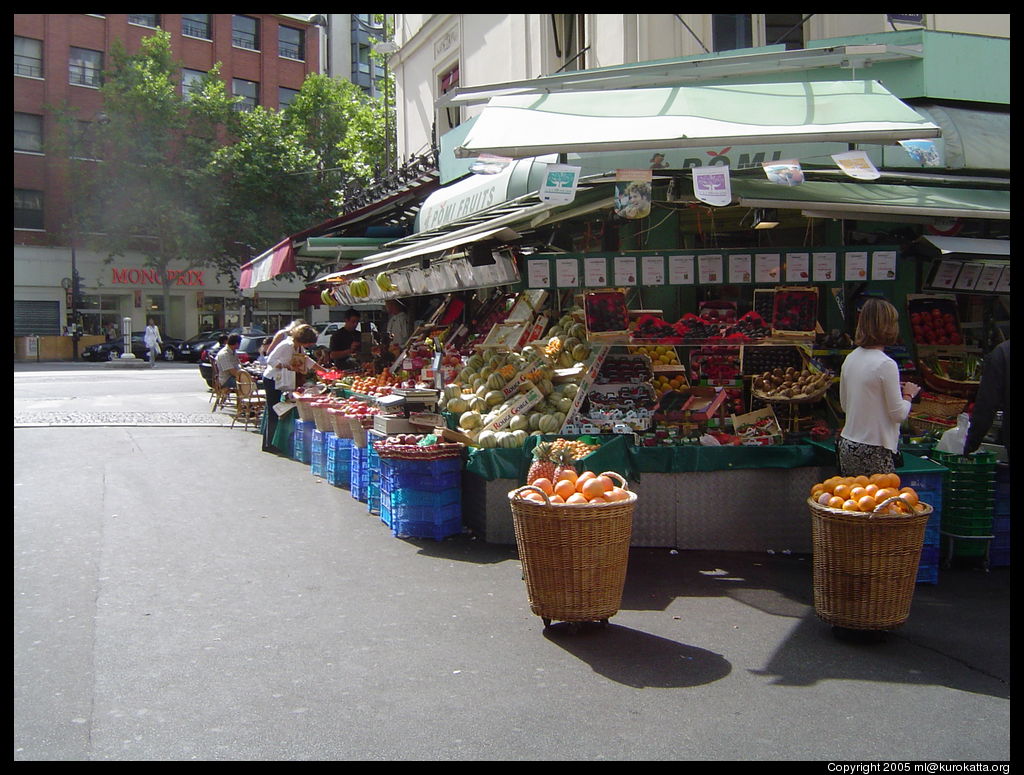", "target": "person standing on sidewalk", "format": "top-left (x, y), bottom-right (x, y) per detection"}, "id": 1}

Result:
top-left (261, 323), bottom-right (318, 454)
top-left (143, 318), bottom-right (163, 367)
top-left (964, 339), bottom-right (1010, 460)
